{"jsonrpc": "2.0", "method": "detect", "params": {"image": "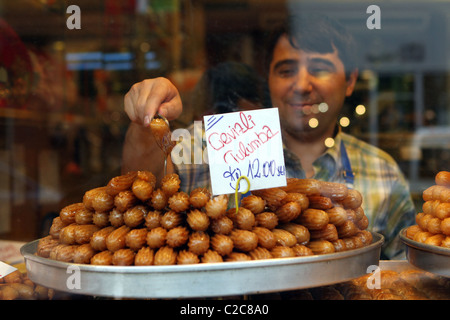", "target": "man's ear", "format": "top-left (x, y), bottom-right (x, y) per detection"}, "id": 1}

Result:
top-left (345, 69), bottom-right (359, 97)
